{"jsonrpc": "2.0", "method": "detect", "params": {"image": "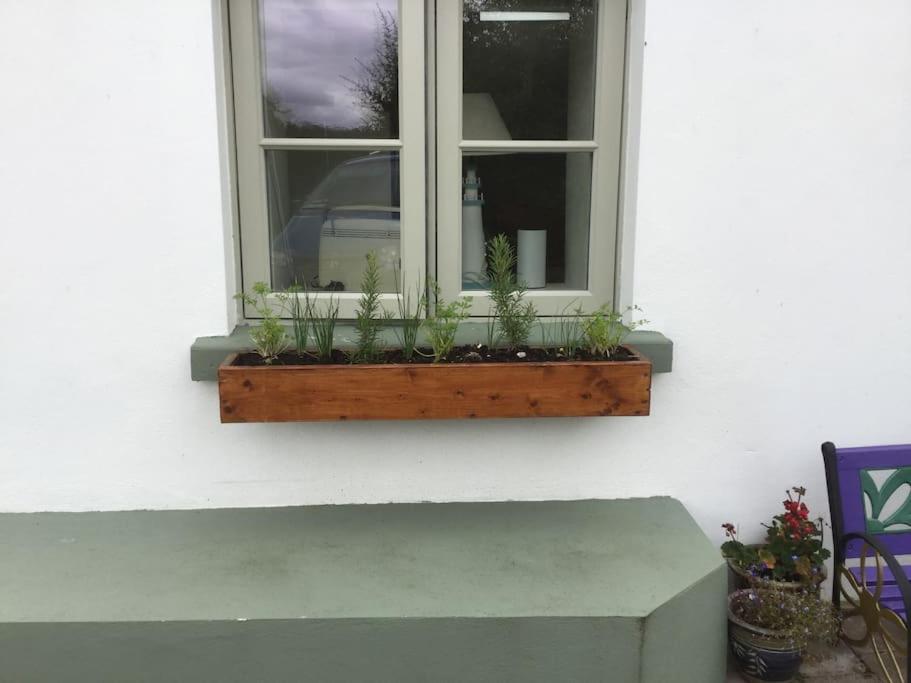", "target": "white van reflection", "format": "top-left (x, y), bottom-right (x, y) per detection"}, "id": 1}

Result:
top-left (271, 152), bottom-right (400, 292)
